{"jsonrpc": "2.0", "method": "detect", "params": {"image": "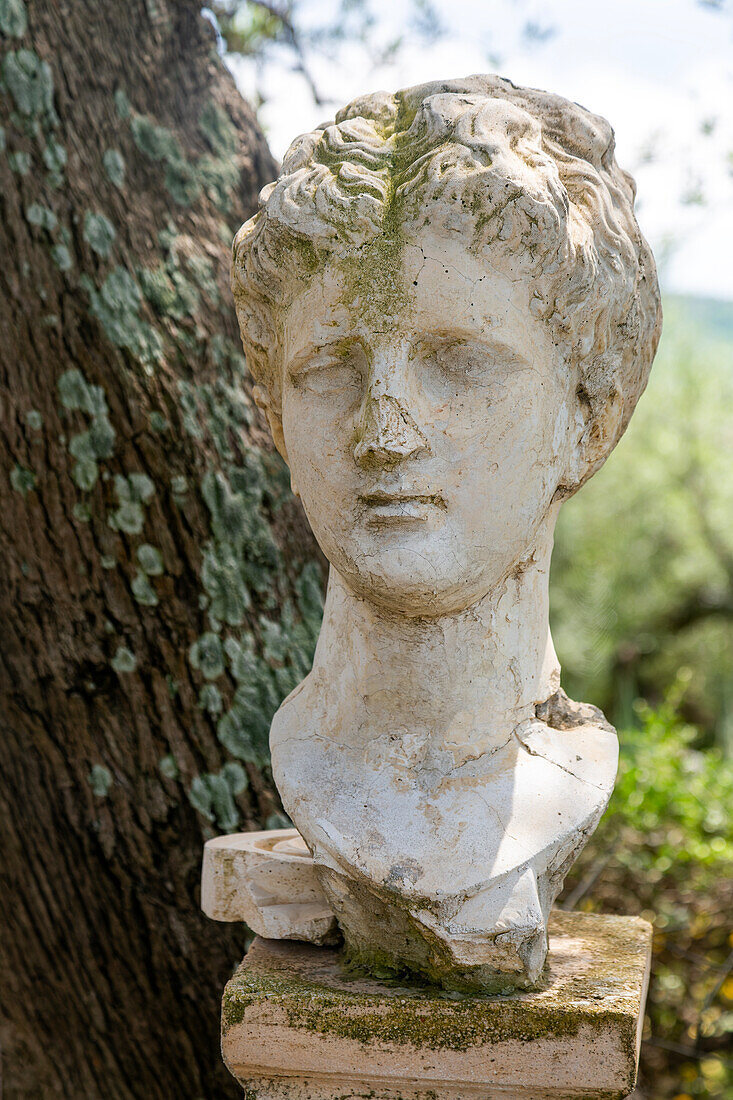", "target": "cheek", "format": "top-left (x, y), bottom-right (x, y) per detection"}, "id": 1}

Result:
top-left (282, 392), bottom-right (355, 508)
top-left (442, 384), bottom-right (570, 509)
